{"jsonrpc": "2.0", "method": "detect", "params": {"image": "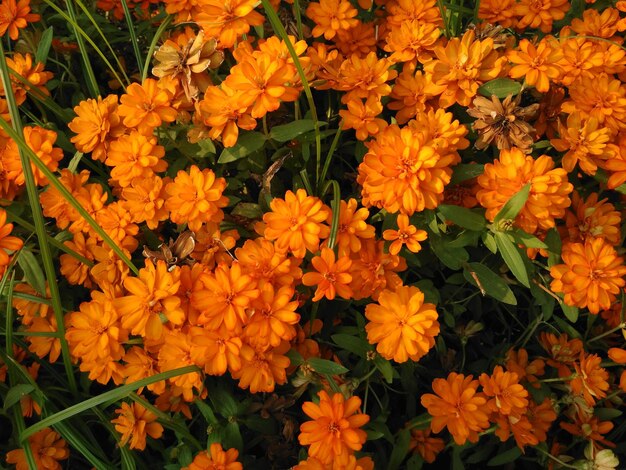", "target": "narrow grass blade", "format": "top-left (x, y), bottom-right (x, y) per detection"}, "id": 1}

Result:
top-left (73, 0), bottom-right (132, 84)
top-left (142, 14), bottom-right (172, 83)
top-left (260, 0), bottom-right (322, 189)
top-left (327, 180), bottom-right (341, 250)
top-left (0, 41), bottom-right (78, 395)
top-left (20, 365), bottom-right (200, 440)
top-left (41, 0), bottom-right (128, 93)
top-left (119, 0), bottom-right (144, 77)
